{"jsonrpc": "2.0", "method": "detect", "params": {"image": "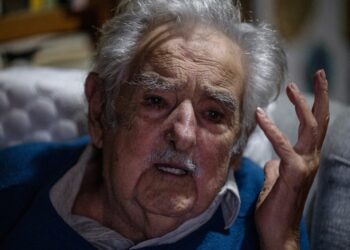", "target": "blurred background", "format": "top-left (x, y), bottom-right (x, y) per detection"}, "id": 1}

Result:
top-left (0, 0), bottom-right (349, 104)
